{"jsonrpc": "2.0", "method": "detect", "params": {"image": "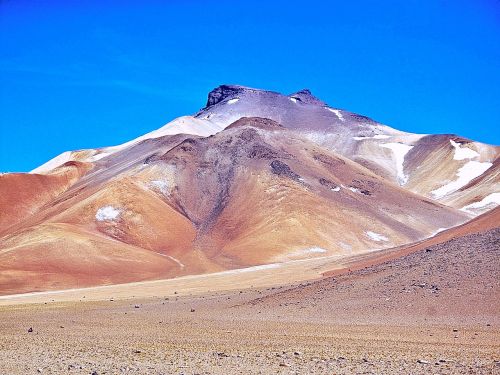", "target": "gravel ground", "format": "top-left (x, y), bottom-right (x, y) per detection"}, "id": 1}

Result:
top-left (0, 229), bottom-right (498, 374)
